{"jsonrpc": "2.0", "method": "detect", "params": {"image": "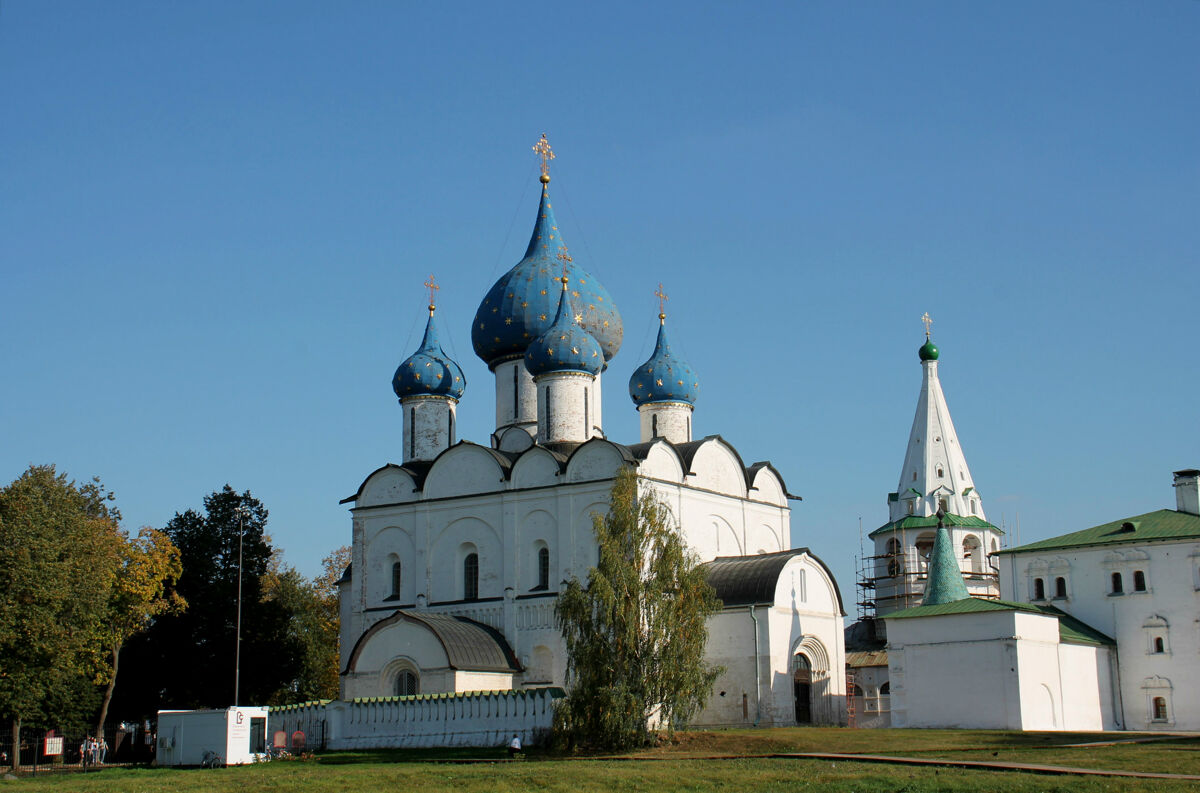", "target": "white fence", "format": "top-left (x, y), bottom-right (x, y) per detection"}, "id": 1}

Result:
top-left (270, 687), bottom-right (563, 750)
